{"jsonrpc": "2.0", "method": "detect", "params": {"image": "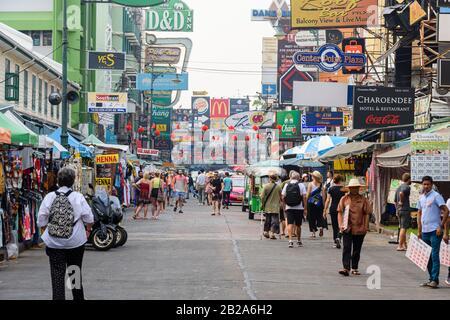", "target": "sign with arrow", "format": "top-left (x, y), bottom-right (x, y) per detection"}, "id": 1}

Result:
top-left (279, 65), bottom-right (316, 104)
top-left (262, 84), bottom-right (277, 98)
